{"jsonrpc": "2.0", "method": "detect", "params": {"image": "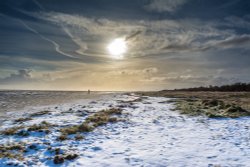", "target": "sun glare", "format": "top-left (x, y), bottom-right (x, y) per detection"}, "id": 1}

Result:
top-left (107, 38), bottom-right (127, 59)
